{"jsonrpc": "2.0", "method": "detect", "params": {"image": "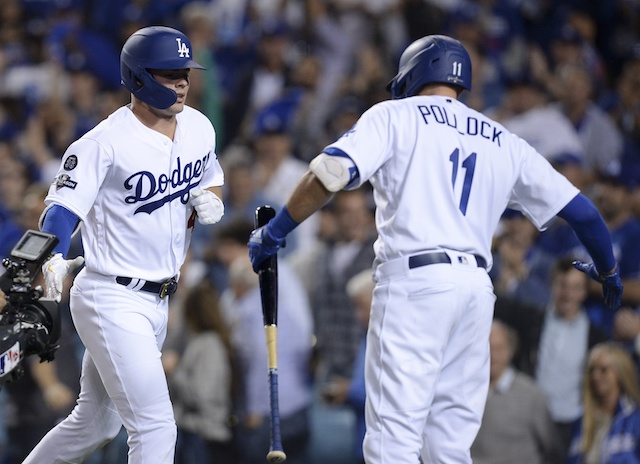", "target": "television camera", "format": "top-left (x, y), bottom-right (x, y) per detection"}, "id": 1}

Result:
top-left (0, 230), bottom-right (61, 387)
